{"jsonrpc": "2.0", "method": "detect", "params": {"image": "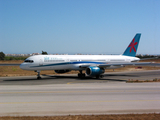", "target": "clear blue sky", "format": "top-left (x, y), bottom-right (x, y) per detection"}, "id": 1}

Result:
top-left (0, 0), bottom-right (160, 54)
